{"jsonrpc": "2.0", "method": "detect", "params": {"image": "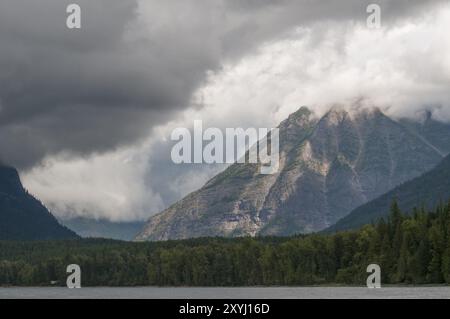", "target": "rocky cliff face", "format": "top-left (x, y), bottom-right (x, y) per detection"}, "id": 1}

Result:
top-left (136, 107), bottom-right (450, 241)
